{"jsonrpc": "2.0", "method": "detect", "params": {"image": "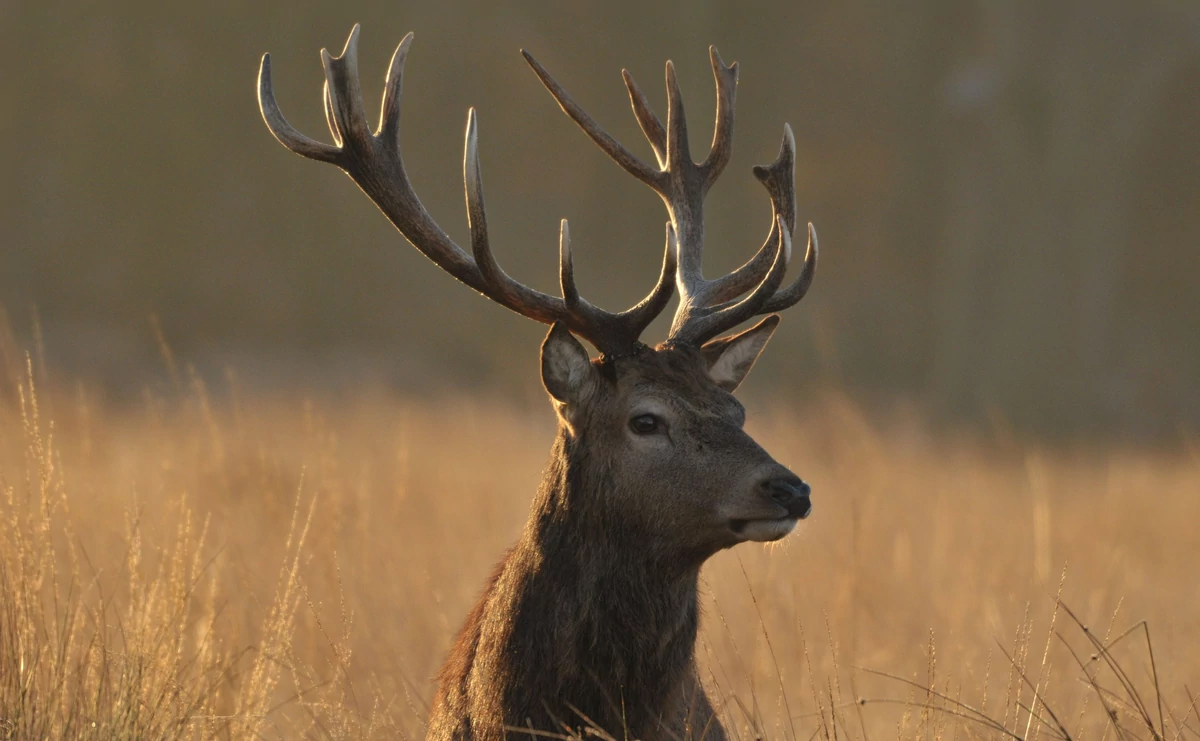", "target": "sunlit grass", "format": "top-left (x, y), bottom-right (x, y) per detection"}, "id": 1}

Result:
top-left (0, 350), bottom-right (1196, 739)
